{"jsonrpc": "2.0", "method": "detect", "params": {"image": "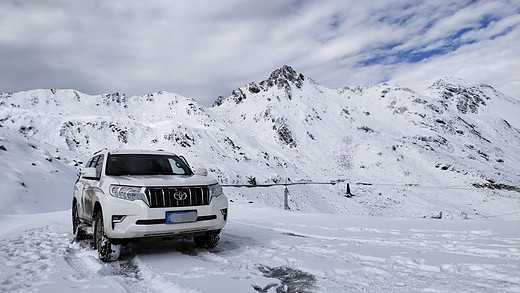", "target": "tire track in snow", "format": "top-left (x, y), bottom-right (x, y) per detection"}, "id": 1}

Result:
top-left (0, 225), bottom-right (196, 293)
top-left (64, 239), bottom-right (145, 292)
top-left (65, 238), bottom-right (194, 293)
